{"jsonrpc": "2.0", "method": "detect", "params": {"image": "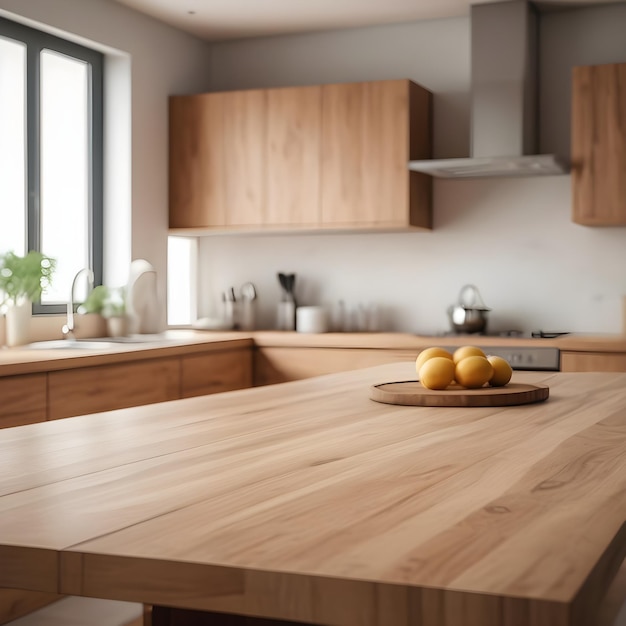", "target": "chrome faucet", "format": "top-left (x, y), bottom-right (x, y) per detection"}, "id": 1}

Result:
top-left (62, 268), bottom-right (94, 340)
